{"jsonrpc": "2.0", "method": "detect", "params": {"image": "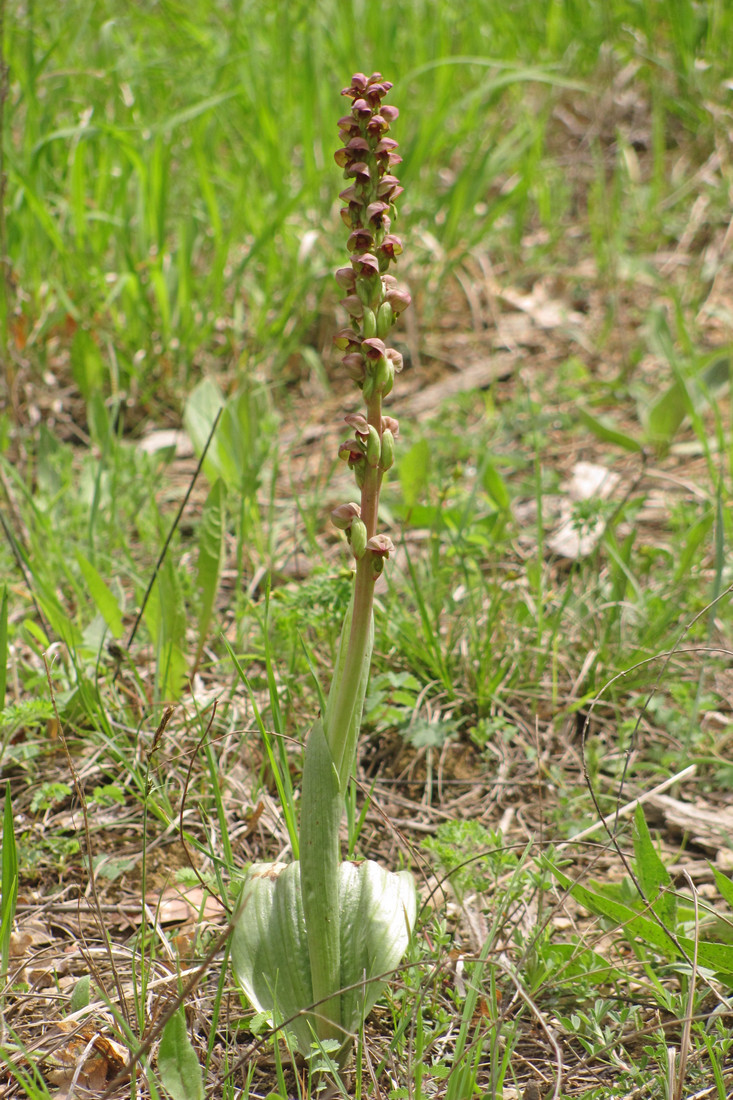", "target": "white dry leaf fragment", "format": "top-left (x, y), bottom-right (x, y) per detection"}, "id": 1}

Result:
top-left (565, 461), bottom-right (621, 502)
top-left (137, 429), bottom-right (194, 457)
top-left (546, 461), bottom-right (621, 561)
top-left (498, 280), bottom-right (585, 330)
